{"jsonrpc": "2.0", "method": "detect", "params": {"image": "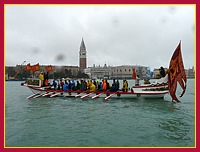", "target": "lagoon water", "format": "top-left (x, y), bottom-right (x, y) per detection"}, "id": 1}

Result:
top-left (5, 79), bottom-right (195, 147)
